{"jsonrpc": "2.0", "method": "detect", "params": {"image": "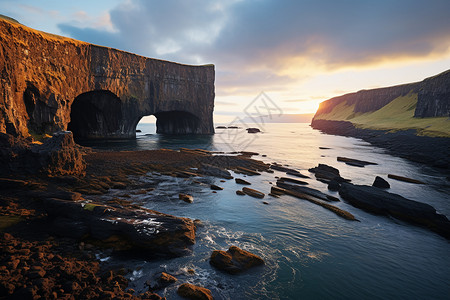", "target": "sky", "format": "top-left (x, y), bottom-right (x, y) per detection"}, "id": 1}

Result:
top-left (2, 0), bottom-right (450, 123)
